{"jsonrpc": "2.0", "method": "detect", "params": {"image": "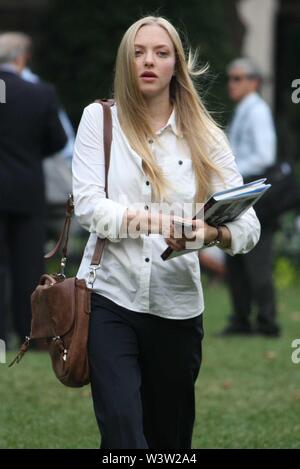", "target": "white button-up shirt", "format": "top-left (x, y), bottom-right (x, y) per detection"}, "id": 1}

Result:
top-left (72, 103), bottom-right (260, 320)
top-left (227, 92), bottom-right (276, 178)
